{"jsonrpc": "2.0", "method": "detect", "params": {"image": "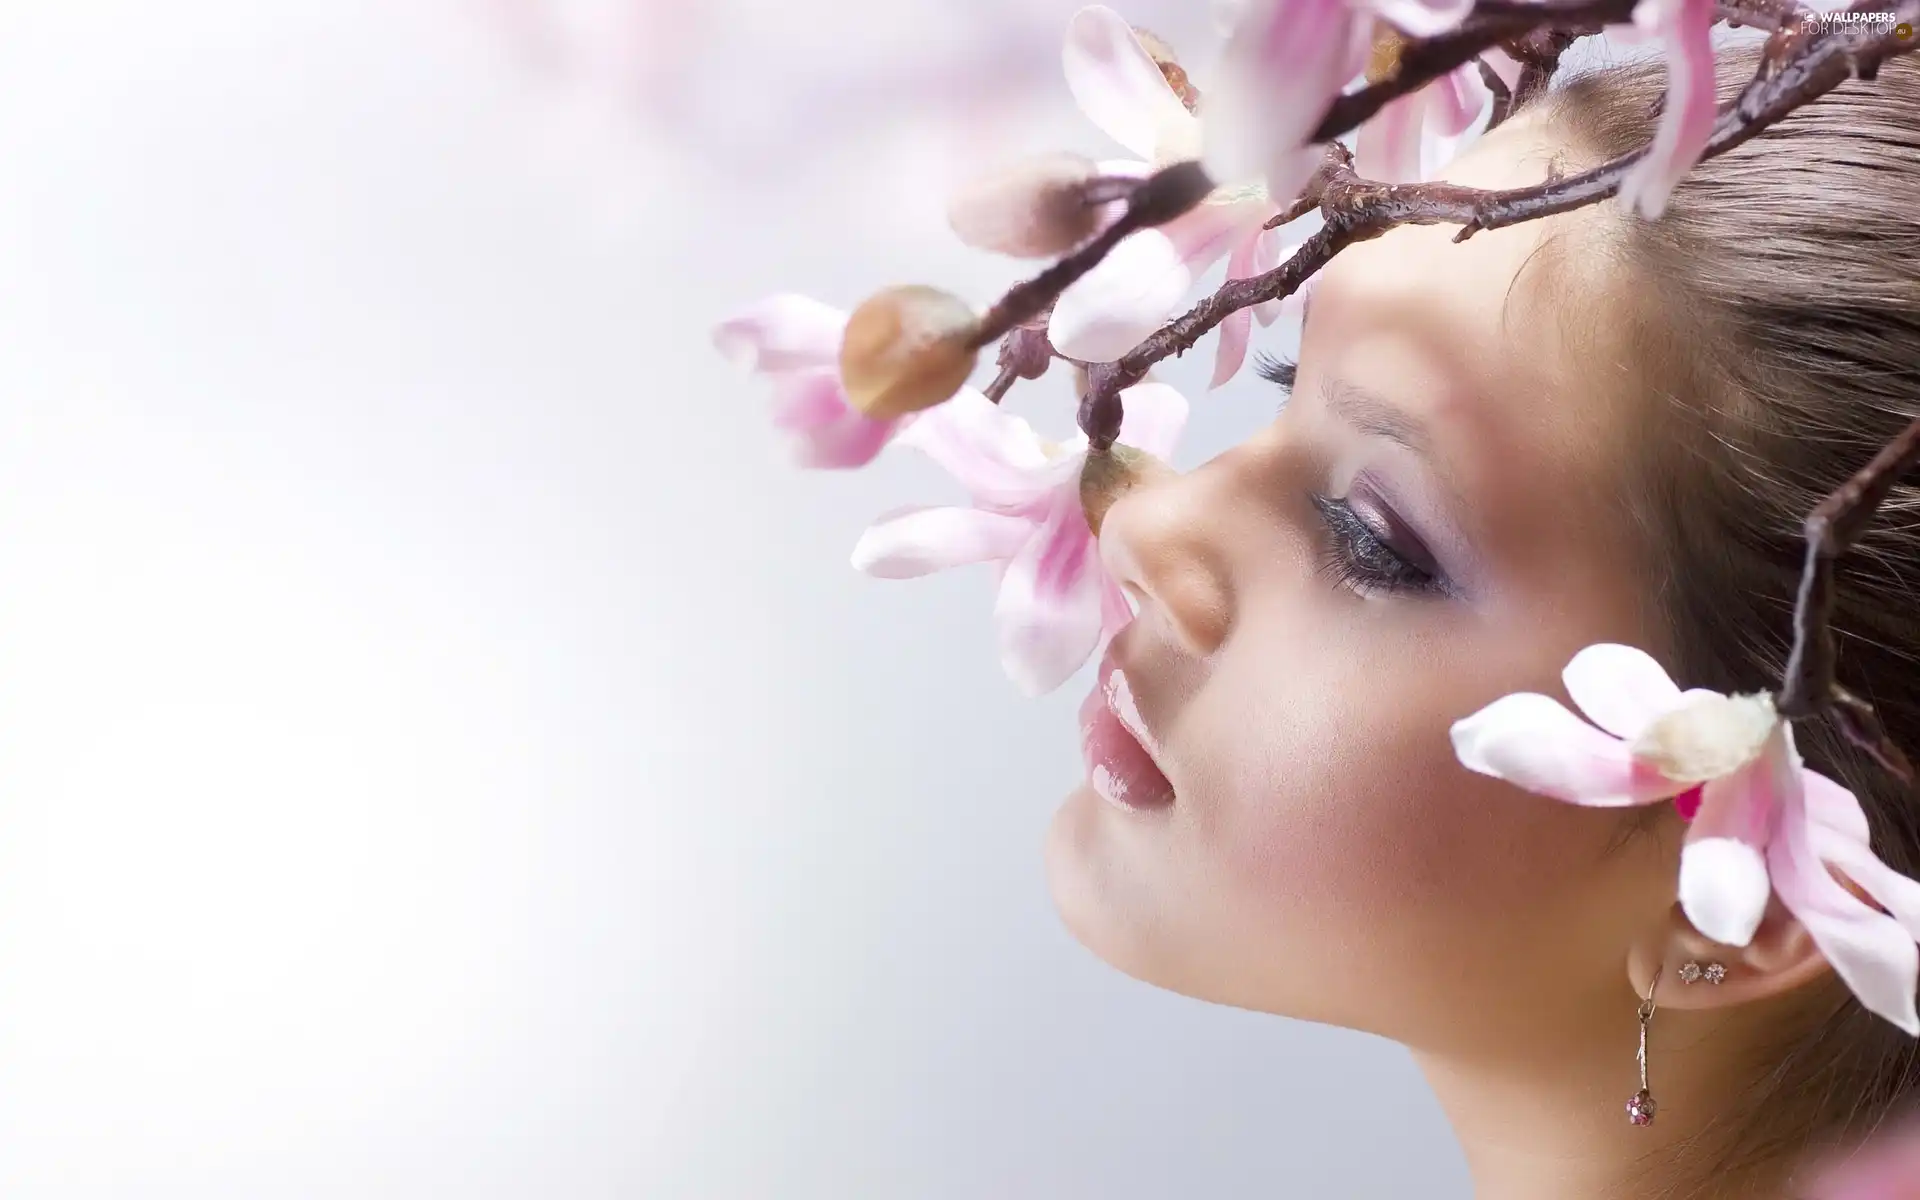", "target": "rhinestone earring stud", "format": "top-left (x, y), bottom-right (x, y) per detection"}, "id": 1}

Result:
top-left (1678, 960), bottom-right (1727, 985)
